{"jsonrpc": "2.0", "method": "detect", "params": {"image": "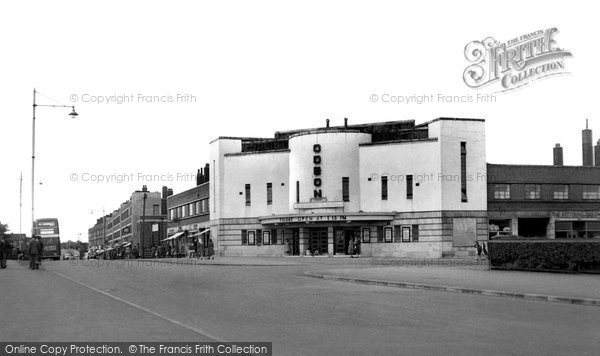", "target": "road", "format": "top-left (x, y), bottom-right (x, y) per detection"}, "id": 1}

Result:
top-left (1, 259), bottom-right (599, 355)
